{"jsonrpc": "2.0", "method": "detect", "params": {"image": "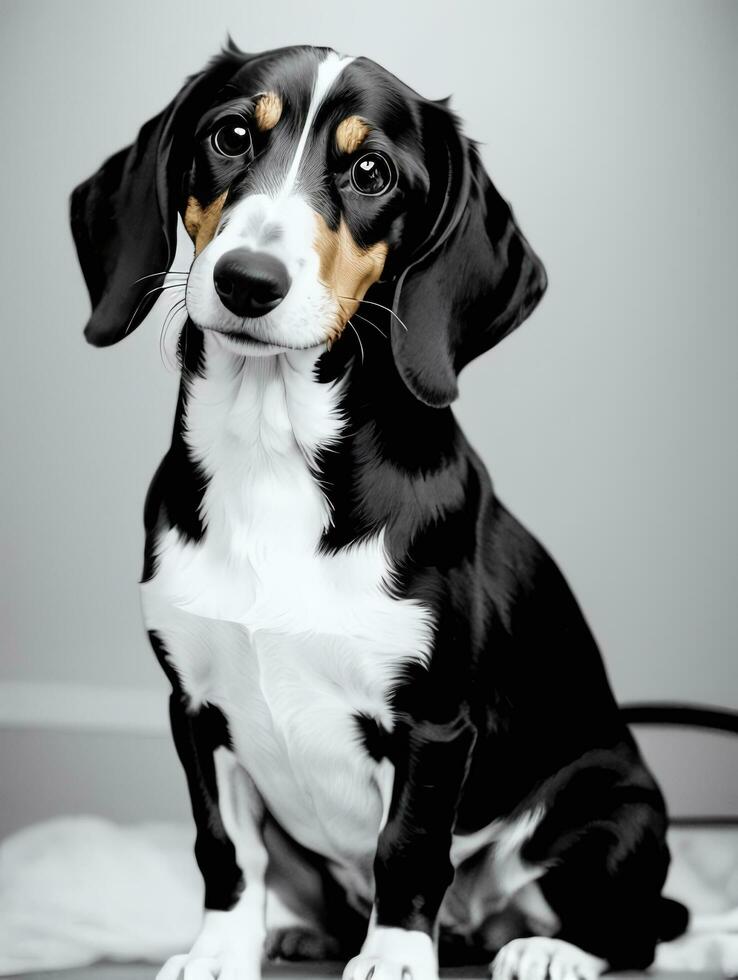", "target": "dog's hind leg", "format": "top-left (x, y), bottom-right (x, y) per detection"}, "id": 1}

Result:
top-left (489, 756), bottom-right (674, 980)
top-left (261, 808), bottom-right (350, 963)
